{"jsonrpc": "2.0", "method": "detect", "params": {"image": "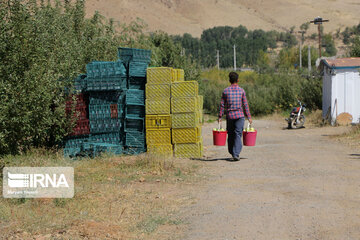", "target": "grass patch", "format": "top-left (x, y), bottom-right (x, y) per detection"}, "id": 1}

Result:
top-left (335, 124), bottom-right (360, 148)
top-left (0, 149), bottom-right (203, 239)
